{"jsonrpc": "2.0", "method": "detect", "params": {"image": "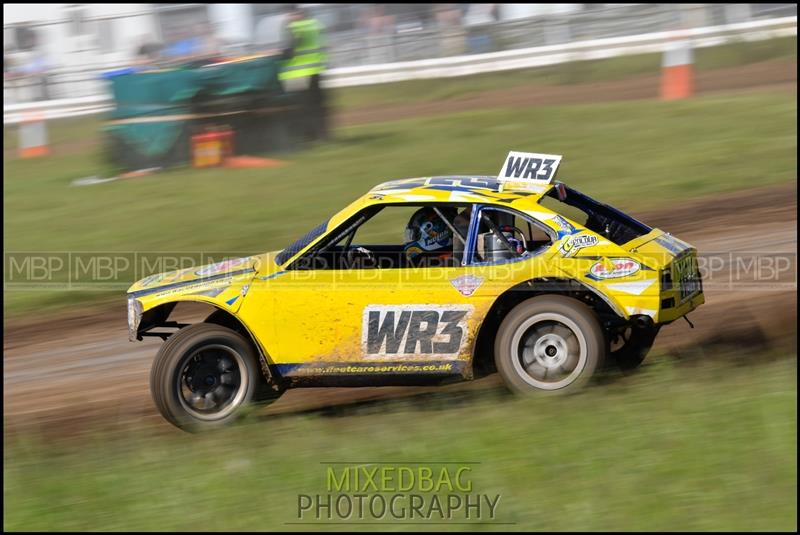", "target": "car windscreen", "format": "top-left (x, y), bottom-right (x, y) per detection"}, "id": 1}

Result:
top-left (275, 220), bottom-right (329, 265)
top-left (539, 184), bottom-right (651, 246)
